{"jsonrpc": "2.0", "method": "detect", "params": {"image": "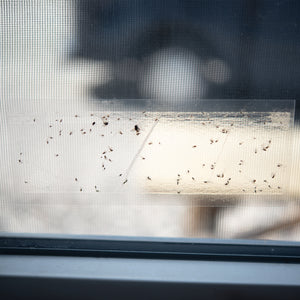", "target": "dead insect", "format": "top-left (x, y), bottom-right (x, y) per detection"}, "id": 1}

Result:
top-left (215, 140), bottom-right (219, 143)
top-left (142, 157), bottom-right (146, 160)
top-left (103, 121), bottom-right (109, 126)
top-left (49, 125), bottom-right (52, 128)
top-left (221, 128), bottom-right (228, 133)
top-left (80, 188), bottom-right (82, 192)
top-left (277, 186), bottom-right (281, 190)
top-left (102, 151), bottom-right (106, 155)
top-left (94, 185), bottom-right (97, 189)
top-left (75, 178), bottom-right (78, 181)
top-left (263, 180), bottom-right (267, 183)
top-left (147, 176), bottom-right (152, 180)
top-left (119, 131), bottom-right (123, 135)
top-left (119, 174), bottom-right (122, 177)
top-left (18, 159), bottom-right (22, 163)
top-left (177, 191), bottom-right (181, 194)
top-left (55, 154), bottom-right (59, 157)
top-left (271, 173), bottom-right (276, 179)
top-left (46, 141), bottom-right (49, 144)
top-left (82, 132), bottom-right (86, 134)
top-left (148, 142), bottom-right (153, 145)
top-left (277, 164), bottom-right (282, 167)
top-left (69, 132), bottom-right (73, 135)
top-left (203, 181), bottom-right (208, 183)
top-left (210, 139), bottom-right (214, 144)
top-left (108, 159), bottom-right (112, 162)
top-left (252, 179), bottom-right (256, 183)
top-left (187, 170), bottom-right (190, 173)
top-left (134, 125), bottom-right (140, 134)
top-left (123, 179), bottom-right (128, 184)
top-left (155, 118), bottom-right (158, 121)
top-left (59, 130), bottom-right (62, 136)
top-left (92, 122), bottom-right (96, 126)
top-left (80, 129), bottom-right (84, 131)
top-left (109, 147), bottom-right (113, 152)
top-left (59, 119), bottom-right (63, 123)
top-left (192, 145), bottom-right (197, 148)
top-left (192, 177), bottom-right (195, 181)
